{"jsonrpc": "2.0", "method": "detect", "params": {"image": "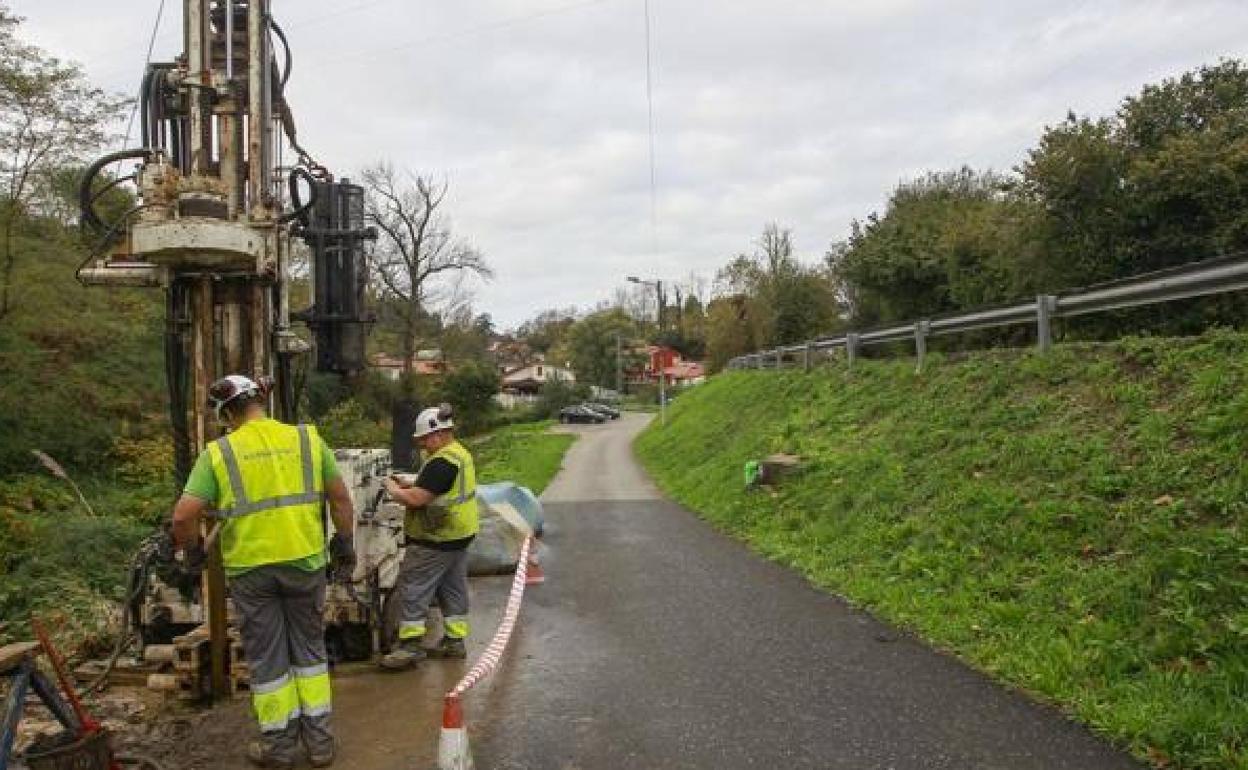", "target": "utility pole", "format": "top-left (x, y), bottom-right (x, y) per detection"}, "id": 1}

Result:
top-left (615, 333), bottom-right (623, 396)
top-left (627, 275), bottom-right (666, 425)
